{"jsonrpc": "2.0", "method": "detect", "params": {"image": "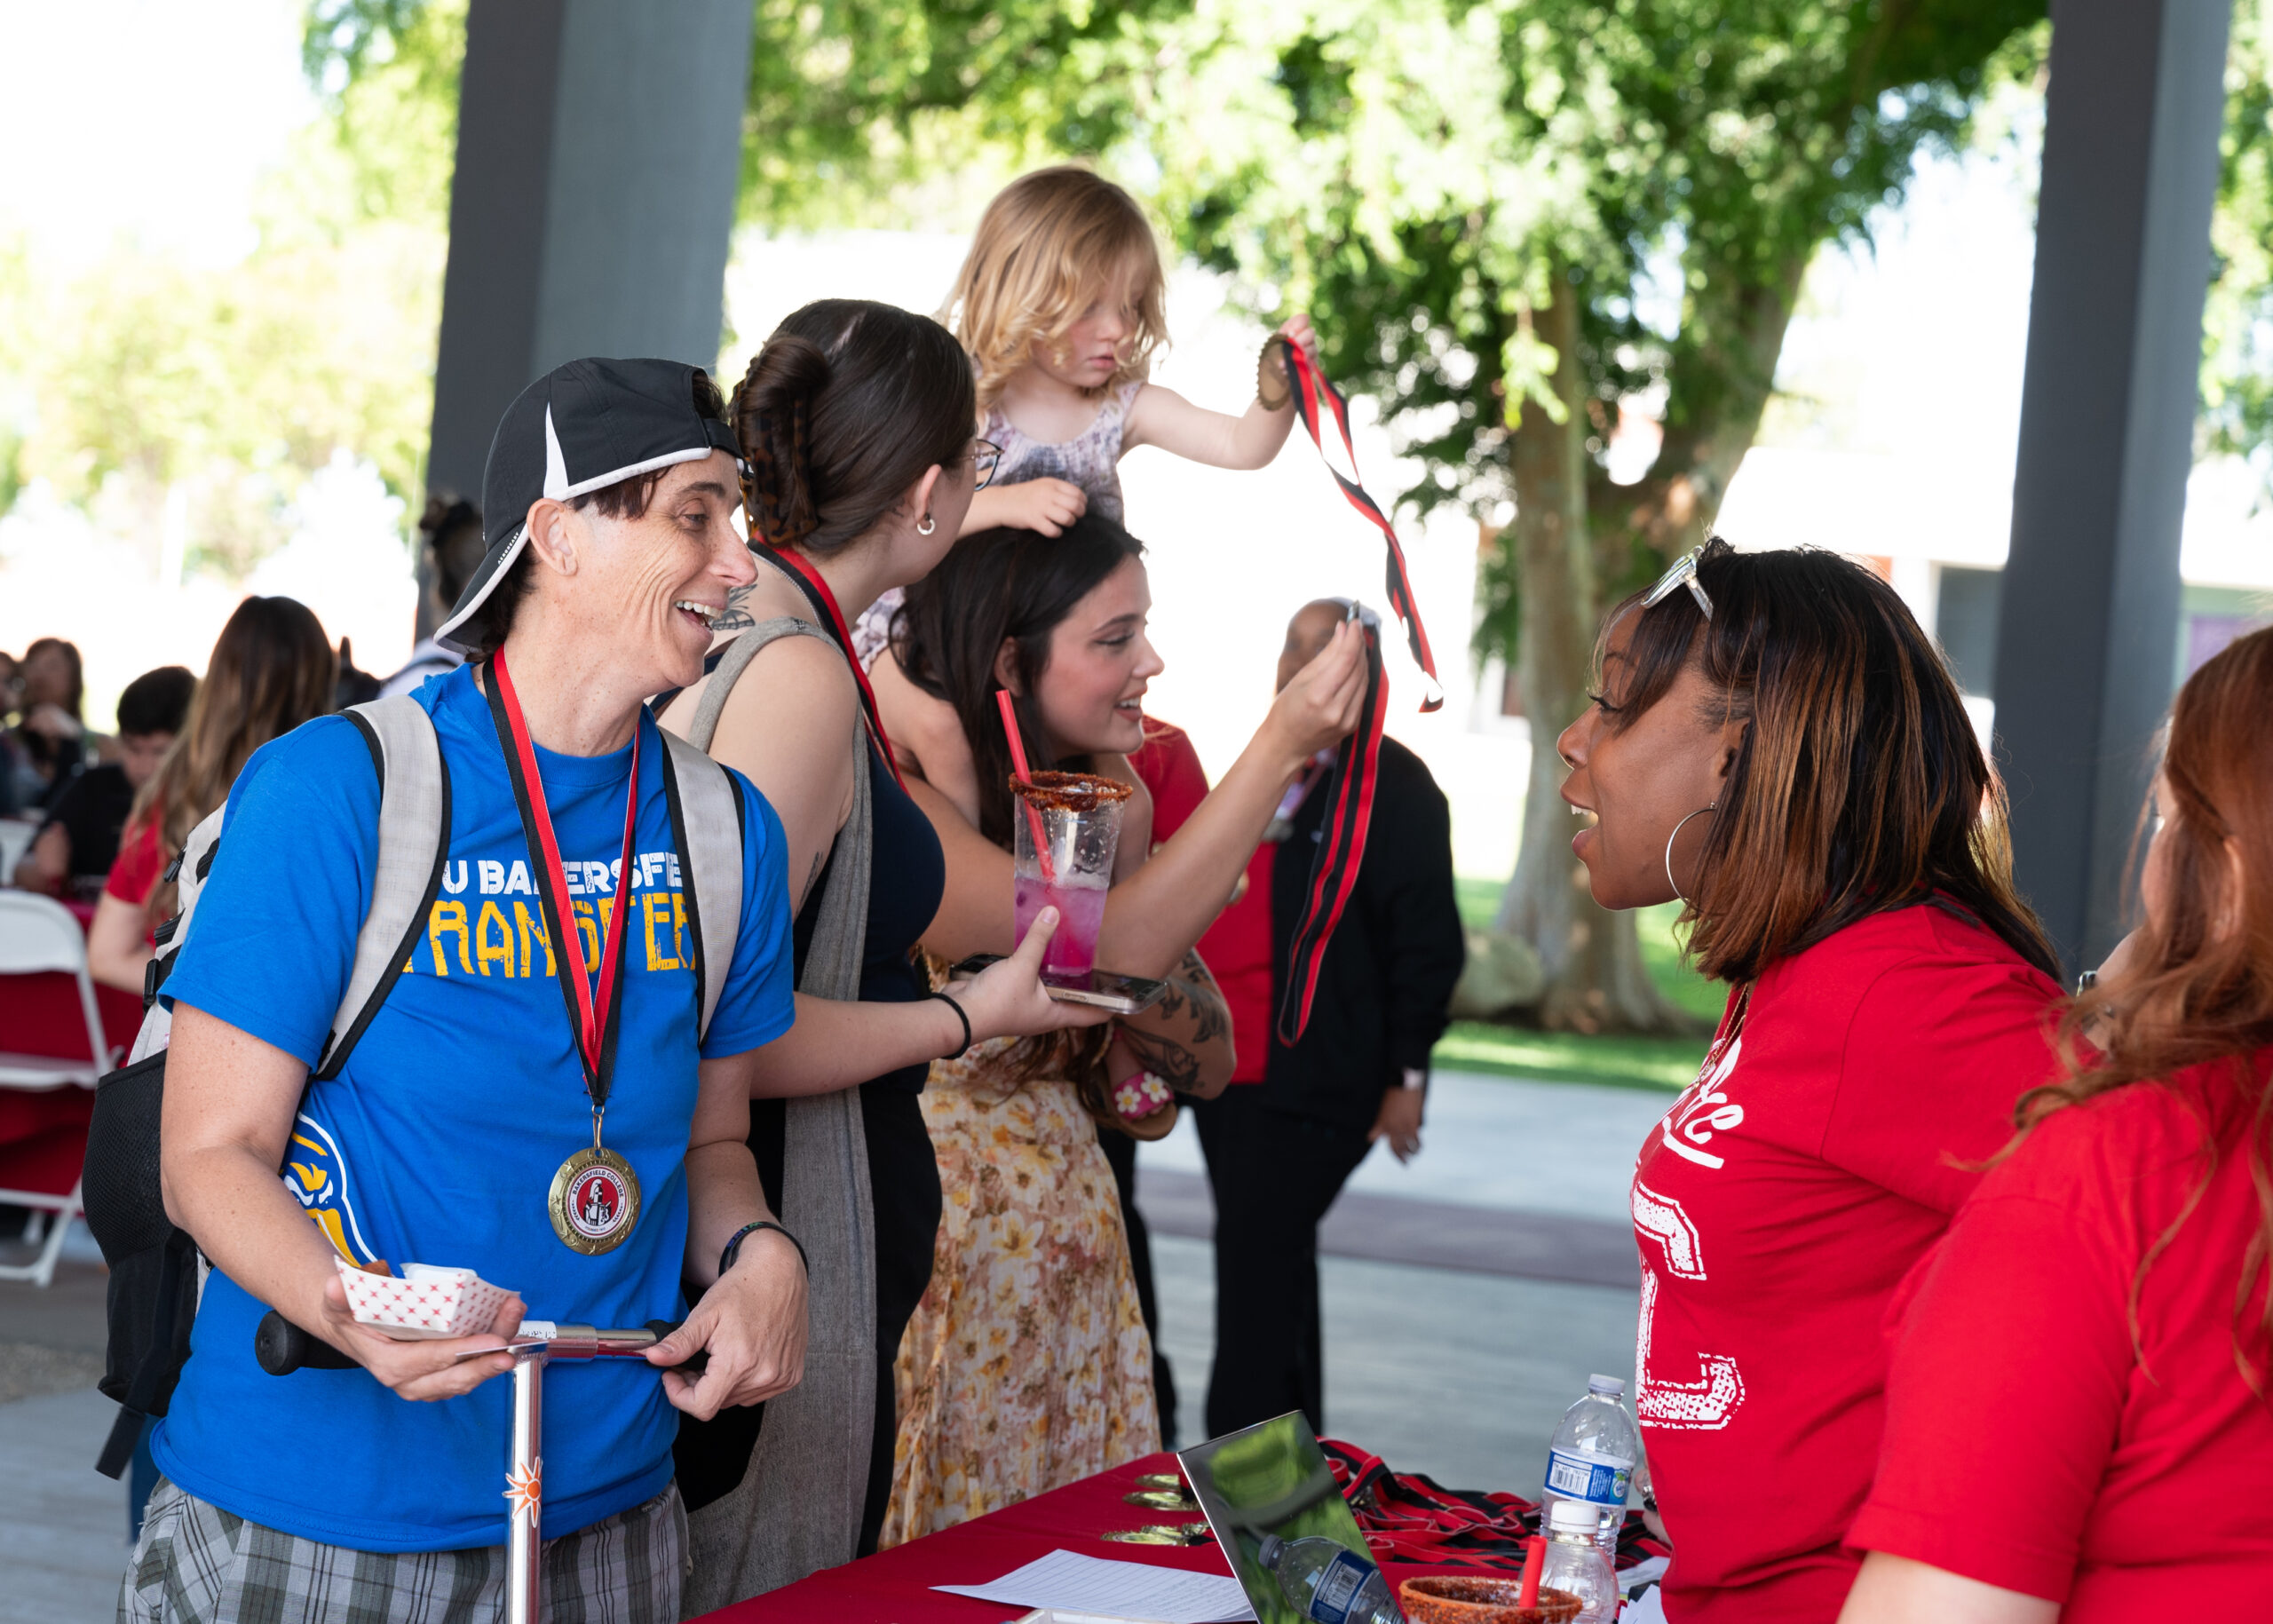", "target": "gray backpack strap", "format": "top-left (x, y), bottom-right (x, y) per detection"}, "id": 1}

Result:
top-left (657, 731), bottom-right (745, 1043)
top-left (681, 617), bottom-right (826, 753)
top-left (315, 696), bottom-right (450, 1080)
